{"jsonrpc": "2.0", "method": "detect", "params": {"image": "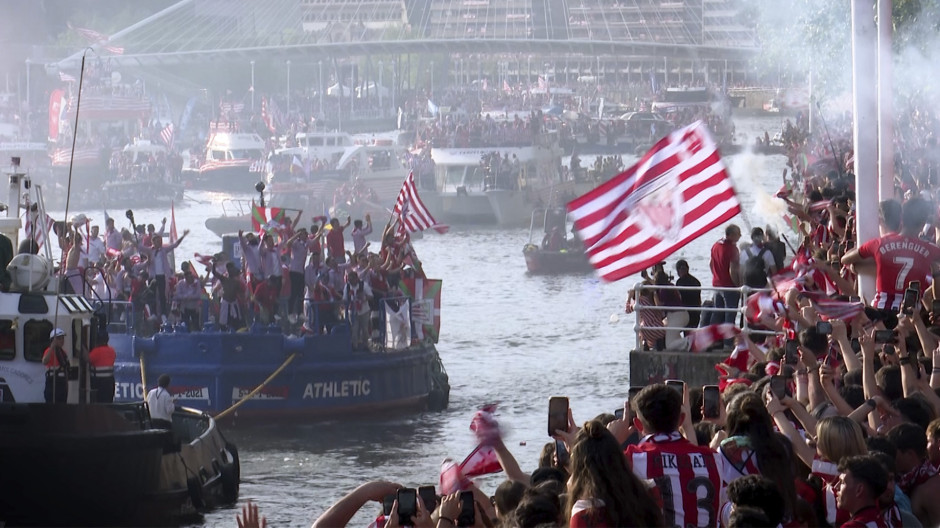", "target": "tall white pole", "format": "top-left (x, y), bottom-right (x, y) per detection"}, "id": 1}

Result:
top-left (877, 0), bottom-right (894, 200)
top-left (852, 0), bottom-right (878, 301)
top-left (24, 59), bottom-right (30, 108)
top-left (250, 60), bottom-right (255, 112)
top-left (286, 60), bottom-right (291, 115)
